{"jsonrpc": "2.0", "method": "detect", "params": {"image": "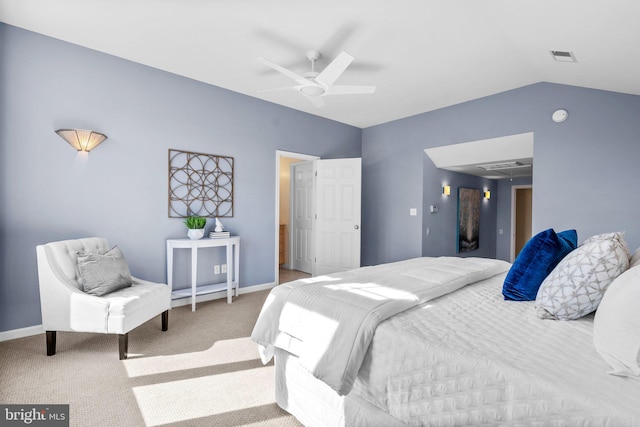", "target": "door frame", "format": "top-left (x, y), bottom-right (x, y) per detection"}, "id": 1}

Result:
top-left (274, 150), bottom-right (319, 285)
top-left (510, 184), bottom-right (533, 262)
